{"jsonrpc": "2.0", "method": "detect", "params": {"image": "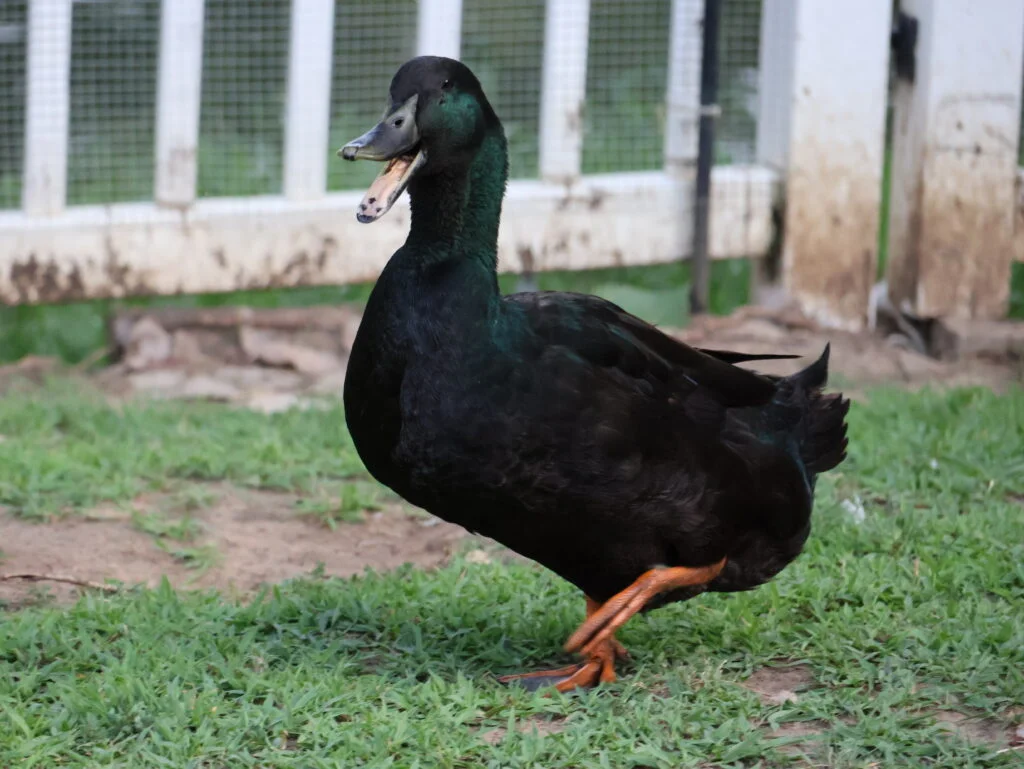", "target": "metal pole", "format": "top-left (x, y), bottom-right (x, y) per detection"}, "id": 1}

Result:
top-left (690, 0), bottom-right (721, 315)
